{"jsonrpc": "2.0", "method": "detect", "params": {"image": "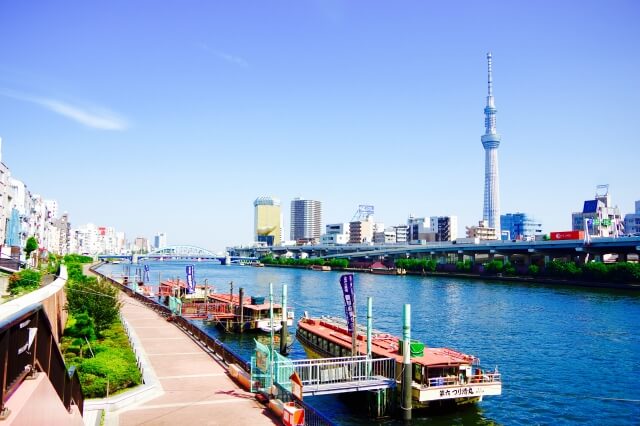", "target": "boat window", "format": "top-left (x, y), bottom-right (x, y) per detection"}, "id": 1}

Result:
top-left (413, 364), bottom-right (423, 383)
